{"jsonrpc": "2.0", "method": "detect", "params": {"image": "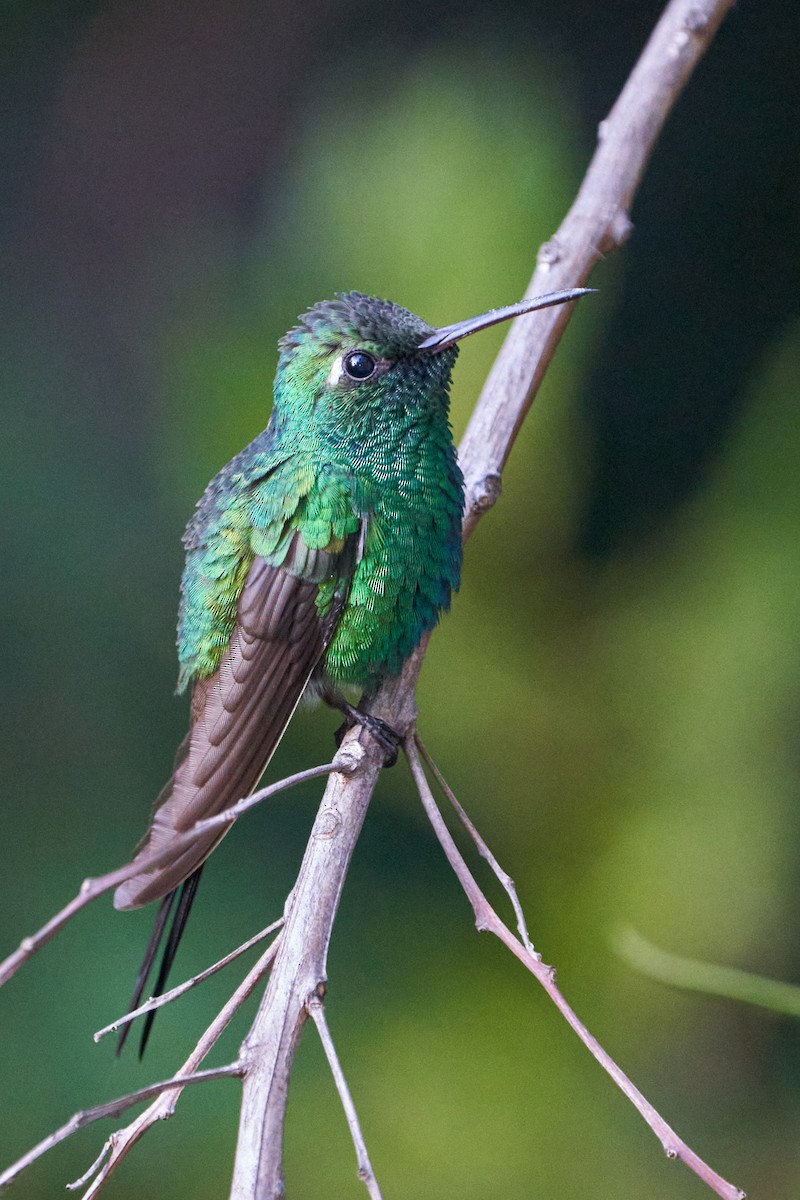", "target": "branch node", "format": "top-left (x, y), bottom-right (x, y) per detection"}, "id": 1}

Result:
top-left (685, 6), bottom-right (710, 31)
top-left (609, 209), bottom-right (634, 248)
top-left (468, 472), bottom-right (502, 515)
top-left (333, 741), bottom-right (366, 776)
top-left (536, 237), bottom-right (562, 270)
top-left (669, 27), bottom-right (692, 56)
top-left (67, 1140), bottom-right (112, 1191)
top-left (314, 807), bottom-right (342, 841)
